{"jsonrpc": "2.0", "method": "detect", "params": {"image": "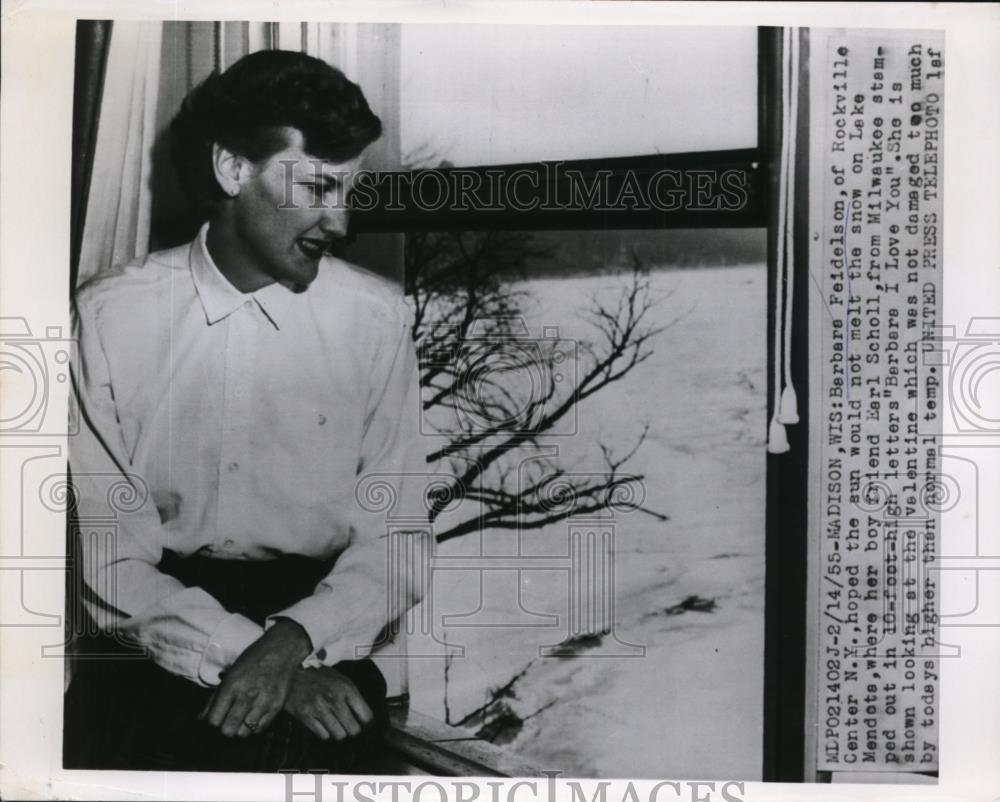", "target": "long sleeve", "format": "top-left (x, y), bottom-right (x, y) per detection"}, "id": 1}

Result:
top-left (266, 297), bottom-right (430, 666)
top-left (70, 288), bottom-right (263, 686)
